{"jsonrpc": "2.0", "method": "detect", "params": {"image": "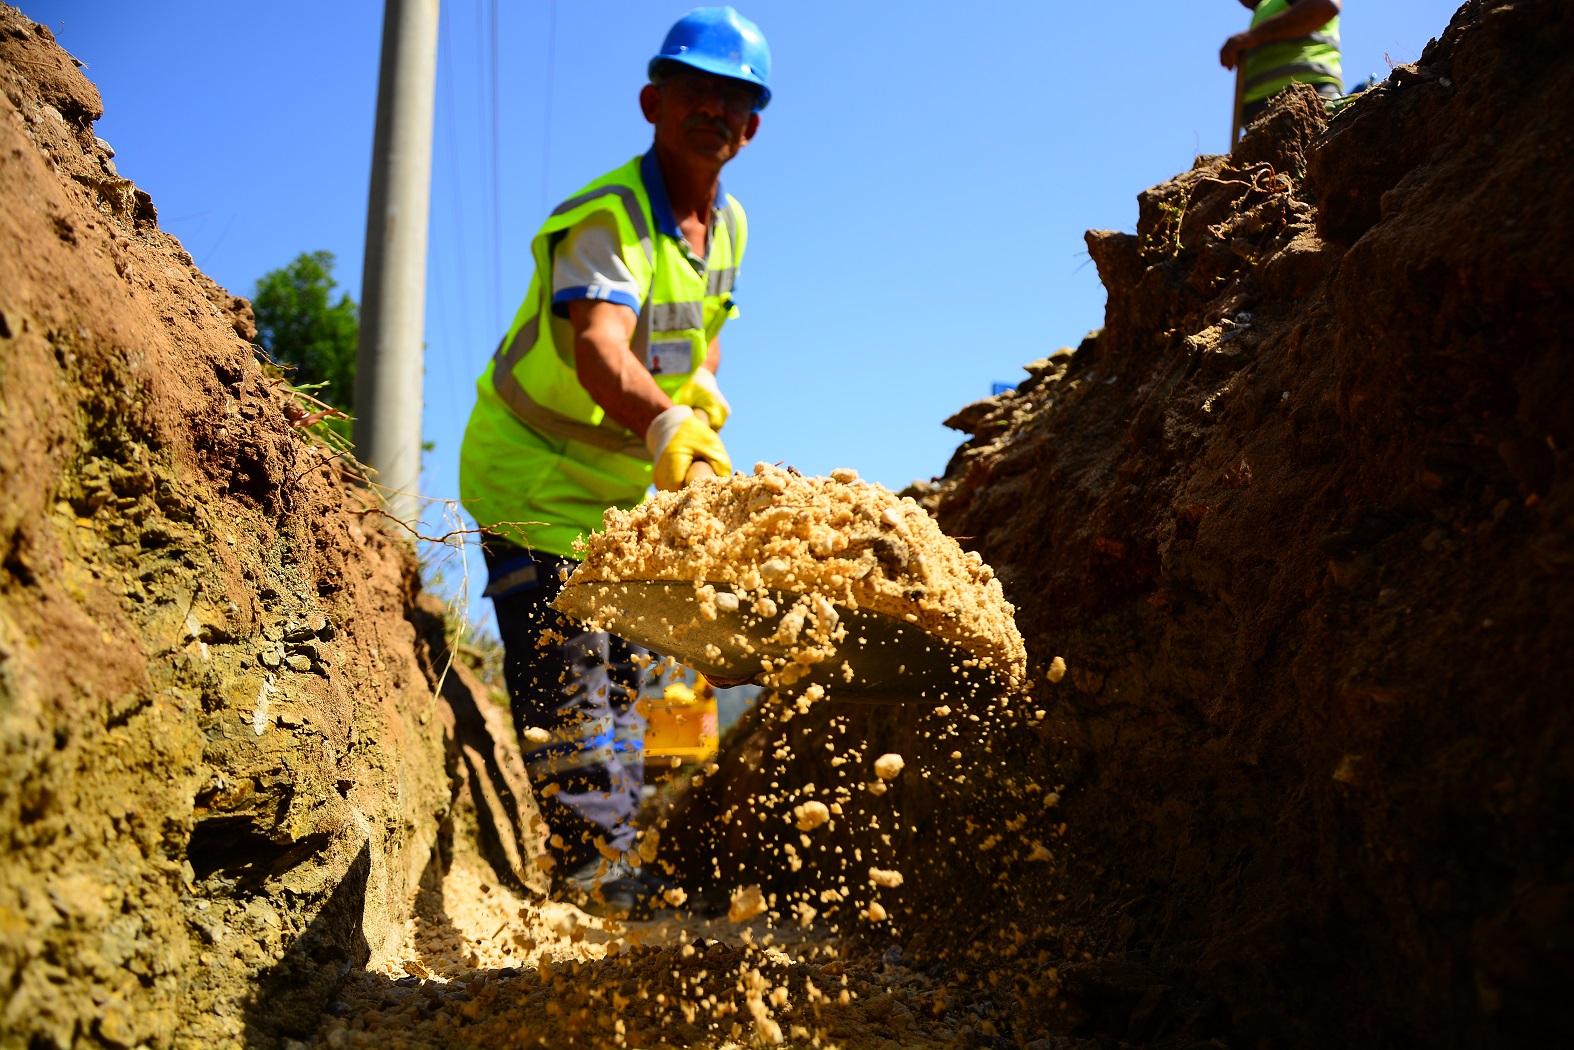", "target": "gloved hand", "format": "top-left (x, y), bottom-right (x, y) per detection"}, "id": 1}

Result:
top-left (645, 405), bottom-right (732, 491)
top-left (672, 367), bottom-right (731, 430)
